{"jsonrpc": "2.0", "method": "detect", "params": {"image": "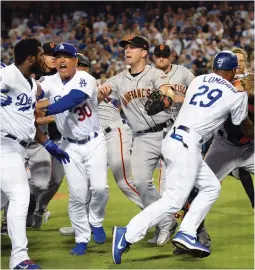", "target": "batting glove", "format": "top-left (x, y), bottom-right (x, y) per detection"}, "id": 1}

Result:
top-left (1, 89), bottom-right (12, 106)
top-left (43, 139), bottom-right (70, 164)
